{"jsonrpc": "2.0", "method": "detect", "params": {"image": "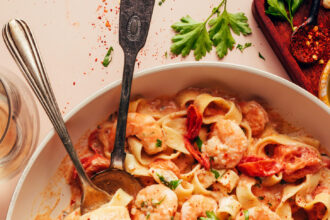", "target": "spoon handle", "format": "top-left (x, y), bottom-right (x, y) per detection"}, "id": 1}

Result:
top-left (2, 19), bottom-right (91, 186)
top-left (308, 0), bottom-right (321, 25)
top-left (110, 52), bottom-right (136, 170)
